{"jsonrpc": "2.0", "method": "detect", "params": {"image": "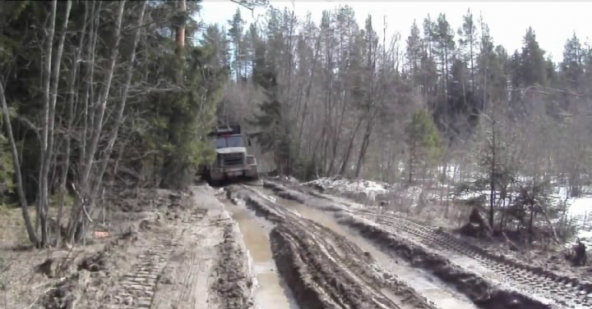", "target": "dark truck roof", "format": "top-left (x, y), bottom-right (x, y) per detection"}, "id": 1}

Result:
top-left (208, 124), bottom-right (241, 137)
